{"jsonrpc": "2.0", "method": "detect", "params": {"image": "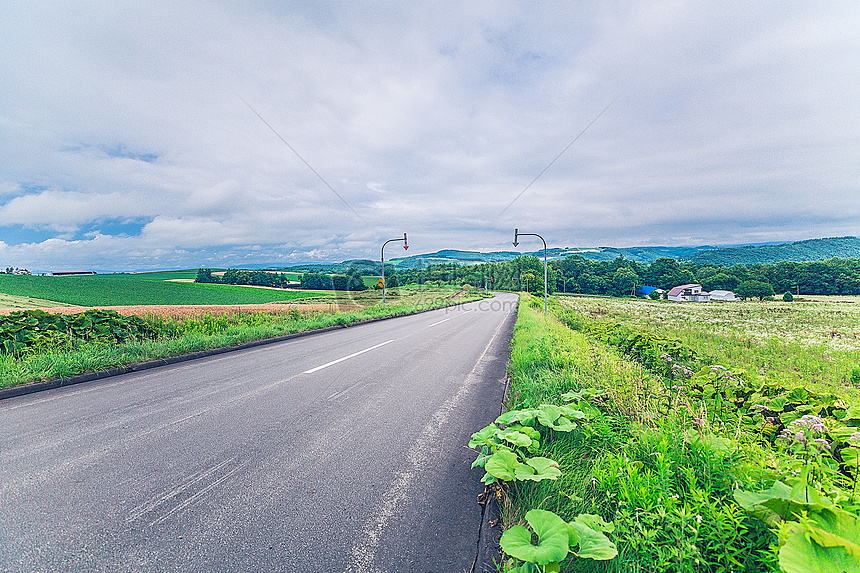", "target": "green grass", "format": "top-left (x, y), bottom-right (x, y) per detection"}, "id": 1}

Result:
top-left (490, 295), bottom-right (796, 572)
top-left (0, 274), bottom-right (331, 306)
top-left (556, 295), bottom-right (860, 393)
